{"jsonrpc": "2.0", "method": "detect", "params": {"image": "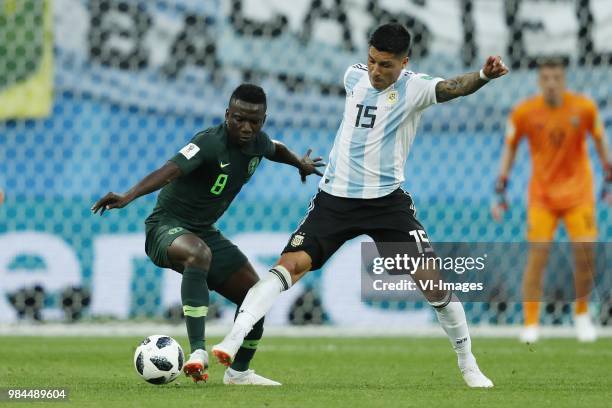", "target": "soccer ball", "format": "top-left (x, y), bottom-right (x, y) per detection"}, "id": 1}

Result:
top-left (133, 335), bottom-right (184, 385)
